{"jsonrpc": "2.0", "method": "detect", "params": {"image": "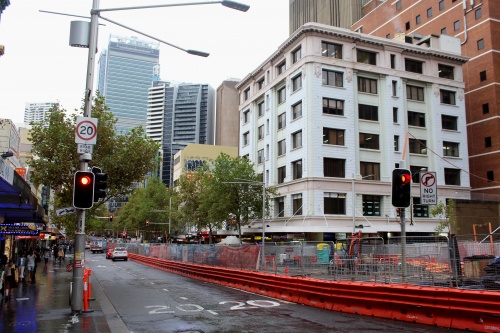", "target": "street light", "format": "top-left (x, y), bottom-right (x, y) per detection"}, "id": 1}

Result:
top-left (67, 0), bottom-right (250, 314)
top-left (351, 173), bottom-right (373, 233)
